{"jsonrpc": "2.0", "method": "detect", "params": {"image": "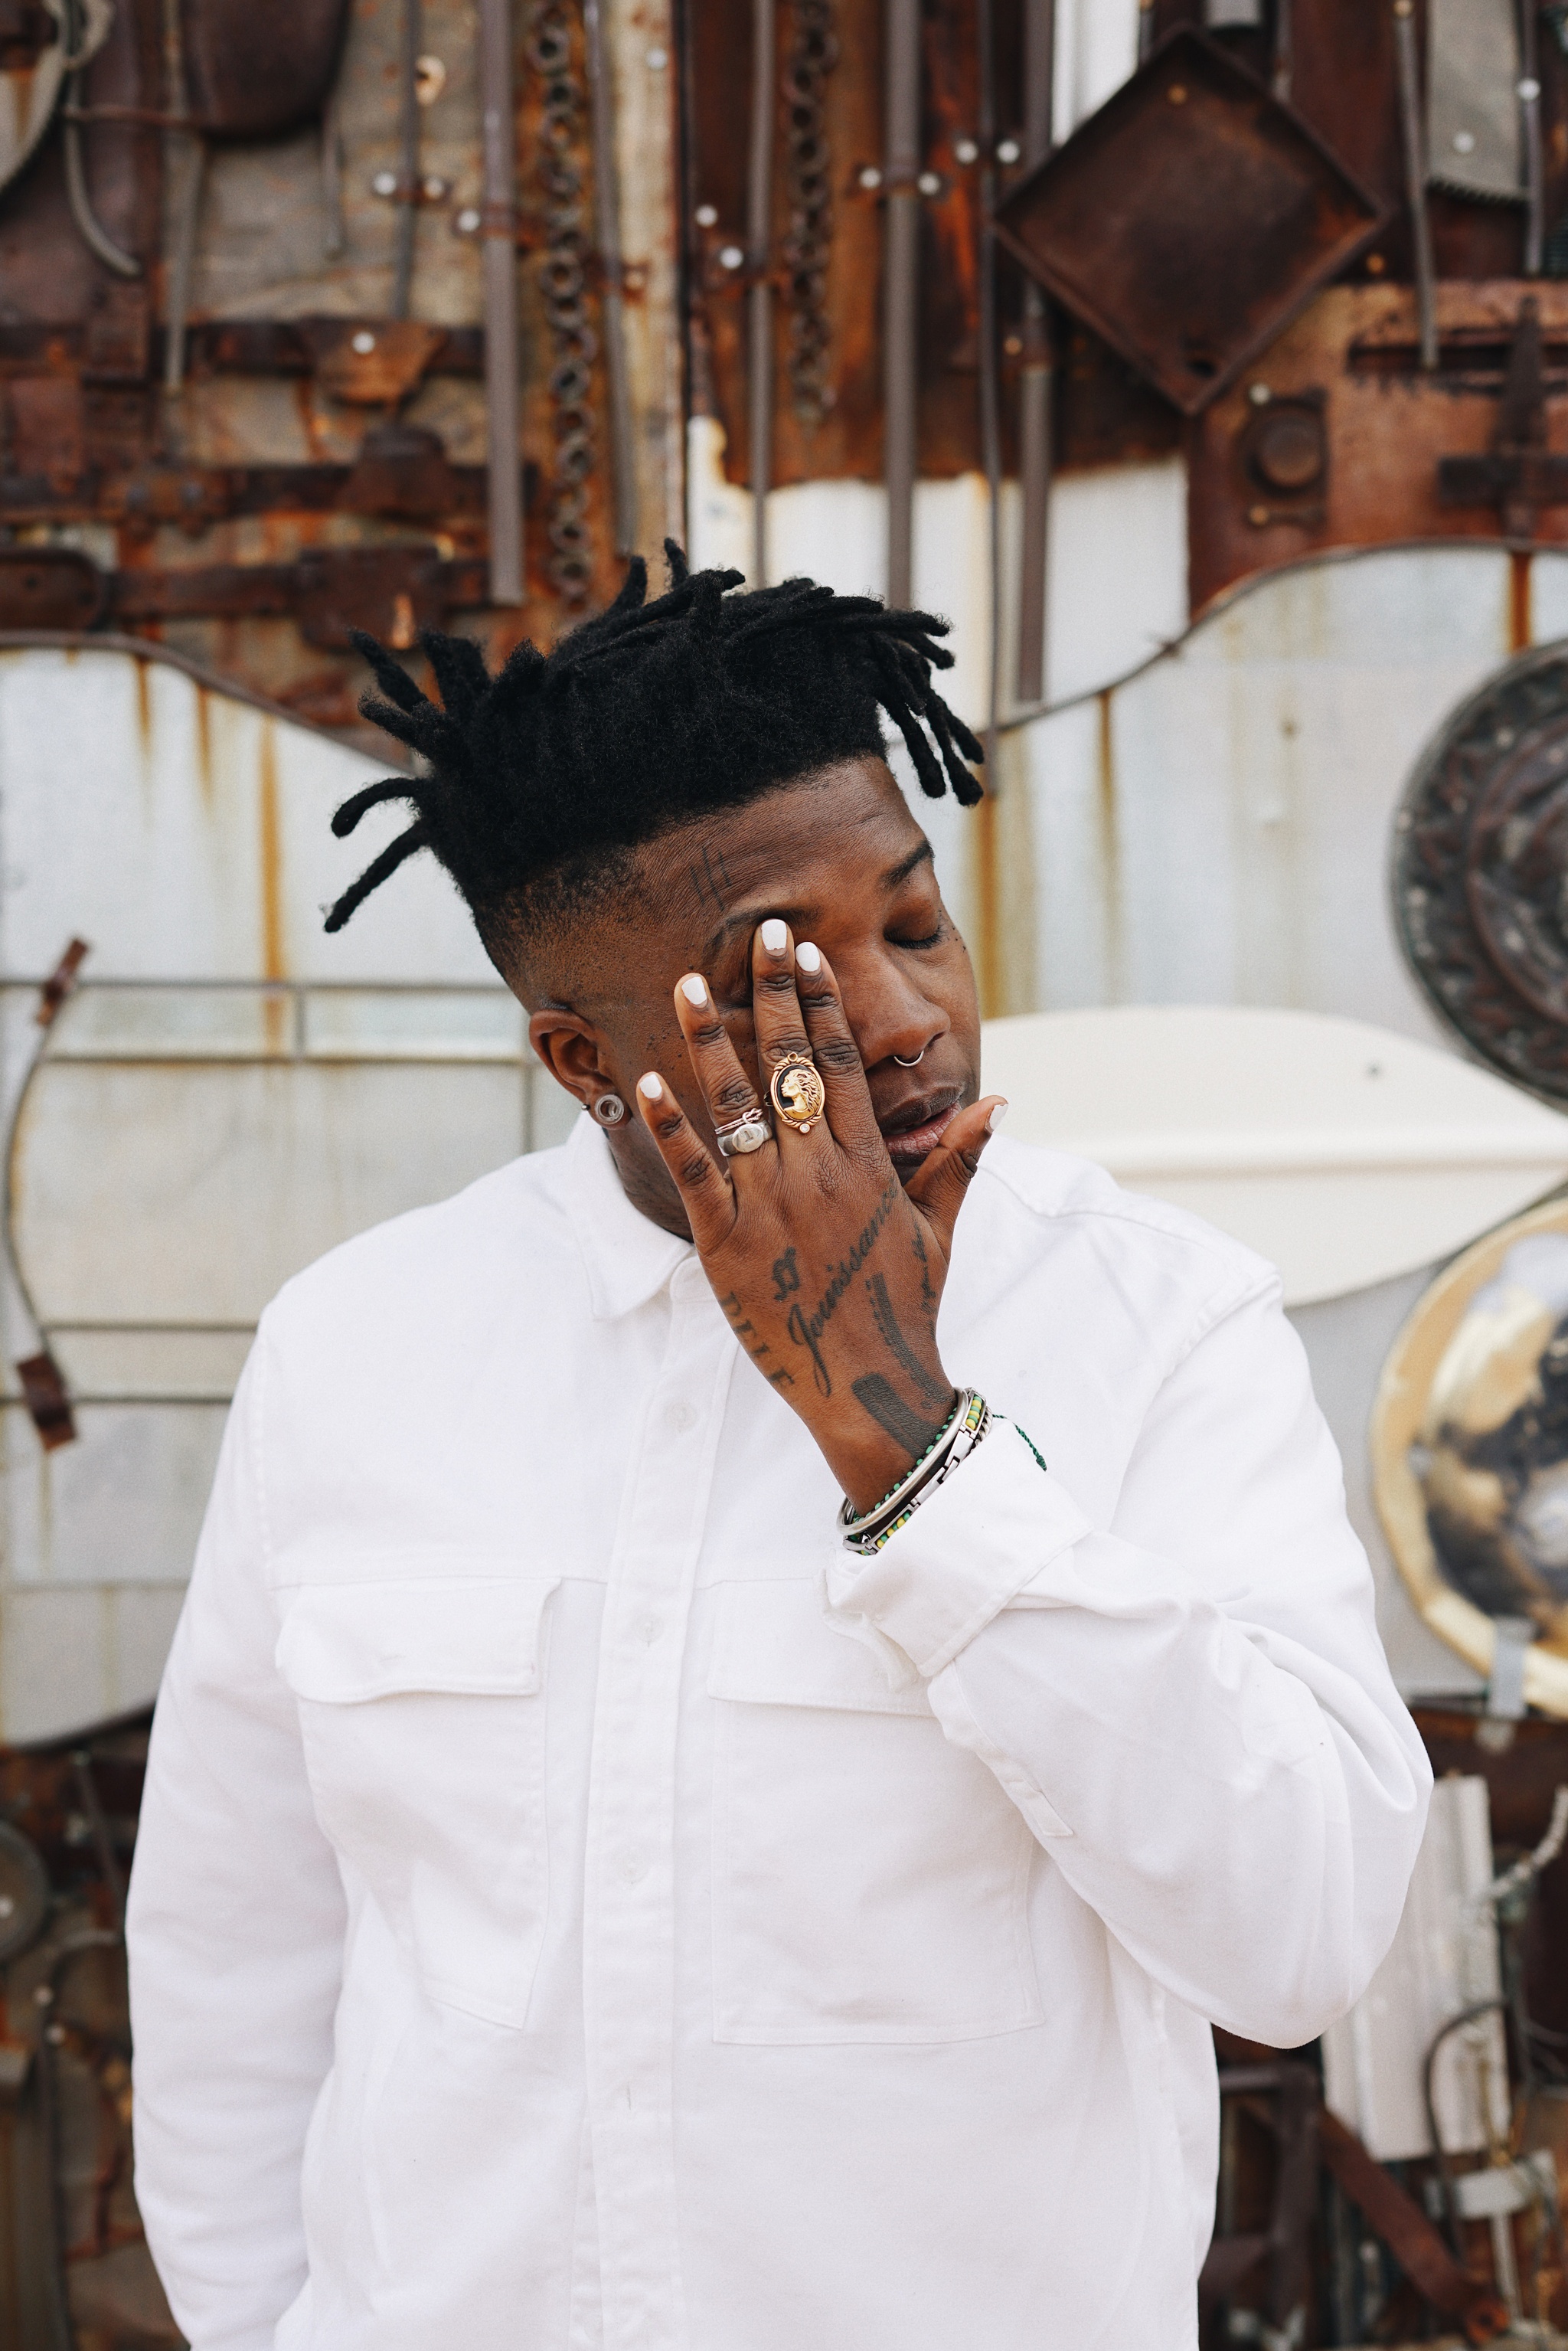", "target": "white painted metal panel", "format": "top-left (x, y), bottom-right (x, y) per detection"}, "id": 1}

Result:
top-left (1321, 1775), bottom-right (1508, 2161)
top-left (982, 1005), bottom-right (1568, 1305)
